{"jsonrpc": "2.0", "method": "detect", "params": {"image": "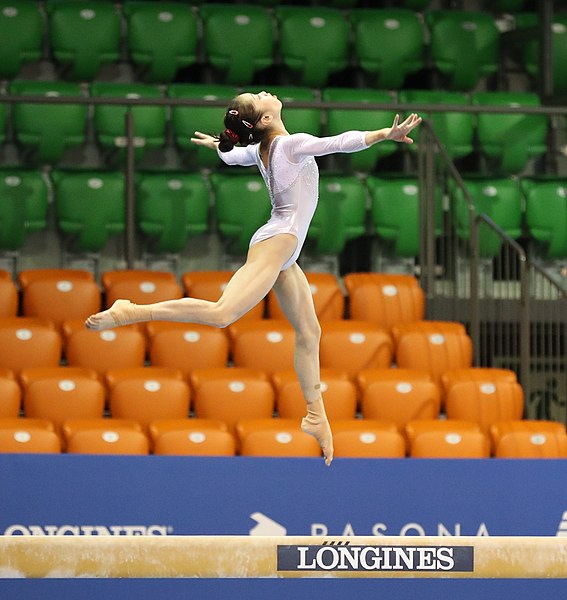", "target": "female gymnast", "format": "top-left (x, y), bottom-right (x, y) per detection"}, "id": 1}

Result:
top-left (86, 91), bottom-right (422, 465)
